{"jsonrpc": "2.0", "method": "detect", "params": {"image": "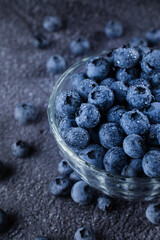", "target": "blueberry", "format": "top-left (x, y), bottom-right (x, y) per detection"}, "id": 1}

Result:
top-left (88, 86), bottom-right (114, 111)
top-left (79, 144), bottom-right (105, 169)
top-left (49, 176), bottom-right (72, 196)
top-left (152, 88), bottom-right (160, 102)
top-left (0, 161), bottom-right (5, 179)
top-left (111, 81), bottom-right (128, 103)
top-left (71, 181), bottom-right (93, 205)
top-left (120, 109), bottom-right (150, 135)
top-left (129, 37), bottom-right (148, 47)
top-left (113, 46), bottom-right (139, 68)
top-left (46, 55), bottom-right (66, 74)
top-left (144, 102), bottom-right (160, 124)
top-left (70, 37), bottom-right (90, 56)
top-left (104, 20), bottom-right (123, 39)
top-left (146, 203), bottom-right (160, 224)
top-left (97, 196), bottom-right (113, 211)
top-left (72, 72), bottom-right (86, 90)
top-left (85, 56), bottom-right (110, 81)
top-left (76, 103), bottom-right (100, 129)
top-left (43, 16), bottom-right (62, 32)
top-left (146, 28), bottom-right (160, 45)
top-left (59, 117), bottom-right (76, 138)
top-left (126, 85), bottom-right (153, 110)
top-left (123, 134), bottom-right (146, 158)
top-left (116, 68), bottom-right (139, 84)
top-left (127, 78), bottom-right (150, 88)
top-left (14, 103), bottom-right (38, 124)
top-left (34, 237), bottom-right (50, 240)
top-left (33, 33), bottom-right (50, 49)
top-left (141, 50), bottom-right (160, 74)
top-left (58, 159), bottom-right (72, 176)
top-left (107, 105), bottom-right (126, 124)
top-left (99, 123), bottom-right (124, 149)
top-left (70, 171), bottom-right (81, 182)
top-left (121, 165), bottom-right (139, 177)
top-left (121, 158), bottom-right (143, 177)
top-left (148, 124), bottom-right (160, 146)
top-left (103, 147), bottom-right (127, 174)
top-left (0, 209), bottom-right (8, 232)
top-left (100, 78), bottom-right (116, 87)
top-left (142, 150), bottom-right (160, 177)
top-left (151, 73), bottom-right (160, 88)
top-left (55, 90), bottom-right (81, 117)
top-left (76, 79), bottom-right (98, 100)
top-left (64, 127), bottom-right (90, 149)
top-left (74, 227), bottom-right (96, 240)
top-left (11, 140), bottom-right (30, 158)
